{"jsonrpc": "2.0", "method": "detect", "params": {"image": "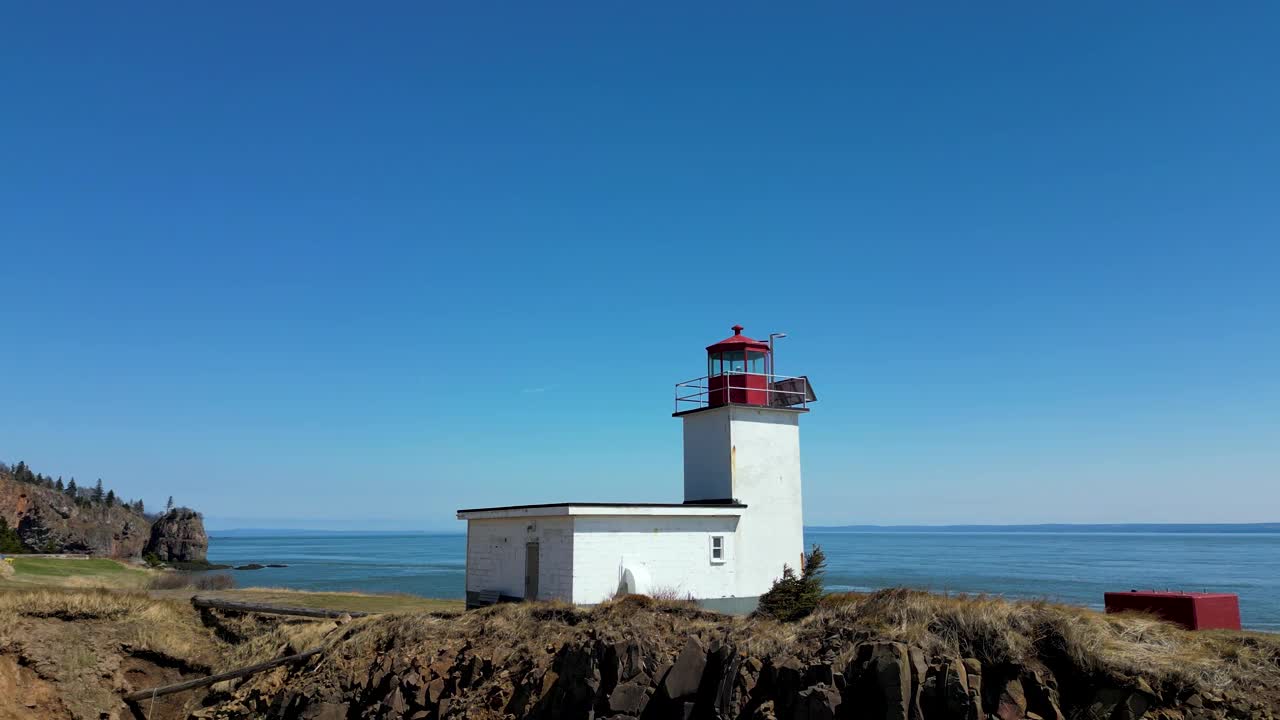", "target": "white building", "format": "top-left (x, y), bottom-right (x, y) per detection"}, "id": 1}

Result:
top-left (457, 325), bottom-right (815, 613)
